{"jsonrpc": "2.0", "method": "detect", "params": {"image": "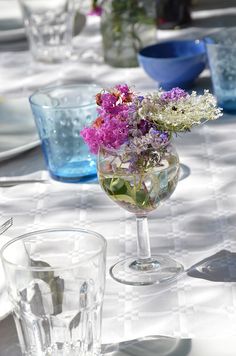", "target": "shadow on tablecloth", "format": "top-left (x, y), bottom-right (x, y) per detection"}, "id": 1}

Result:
top-left (187, 249), bottom-right (236, 282)
top-left (0, 314), bottom-right (192, 356)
